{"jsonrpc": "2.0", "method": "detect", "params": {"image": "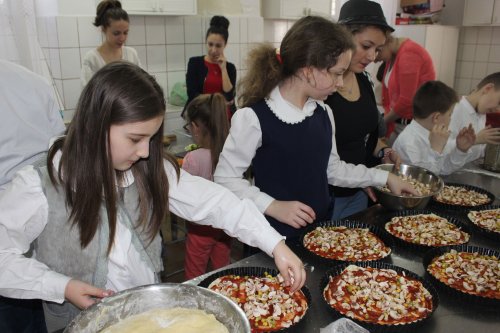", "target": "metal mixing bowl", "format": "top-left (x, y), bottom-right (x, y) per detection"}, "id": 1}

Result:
top-left (64, 283), bottom-right (250, 333)
top-left (372, 164), bottom-right (444, 211)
